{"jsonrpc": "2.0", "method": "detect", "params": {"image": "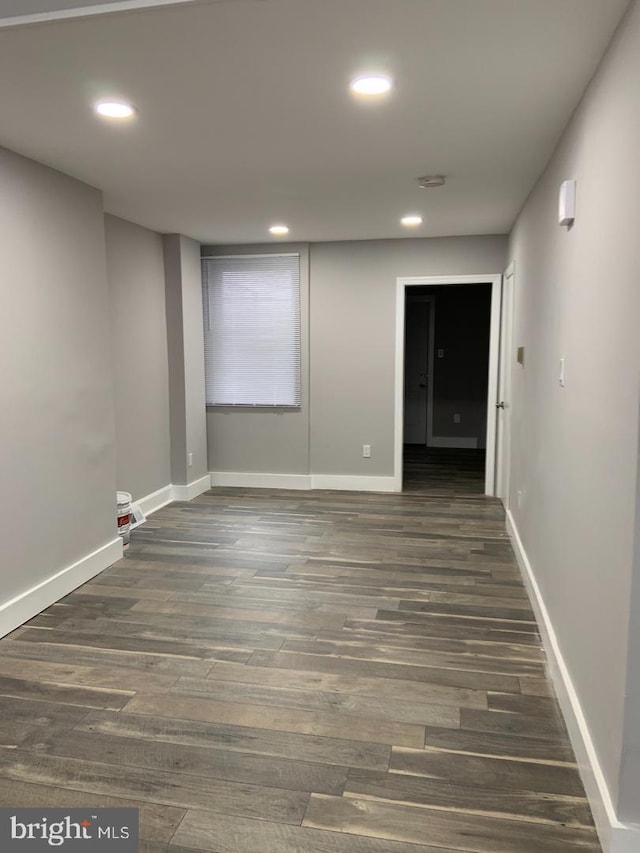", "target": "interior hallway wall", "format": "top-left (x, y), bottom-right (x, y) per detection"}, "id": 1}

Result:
top-left (164, 234), bottom-right (208, 487)
top-left (105, 214), bottom-right (171, 501)
top-left (0, 146), bottom-right (118, 634)
top-left (507, 0), bottom-right (640, 830)
top-left (309, 237), bottom-right (506, 477)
